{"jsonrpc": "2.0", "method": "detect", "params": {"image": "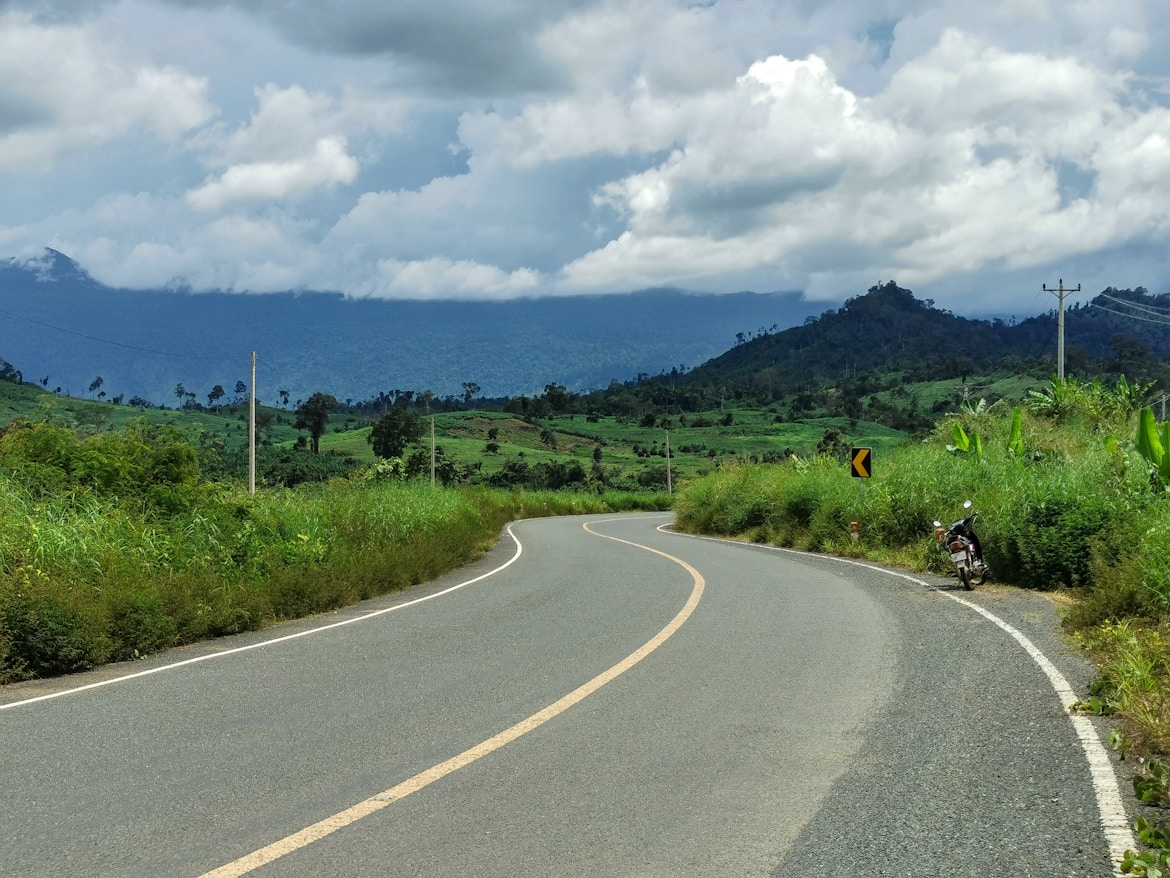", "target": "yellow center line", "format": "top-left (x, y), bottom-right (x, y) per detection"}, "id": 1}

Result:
top-left (201, 518), bottom-right (704, 877)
